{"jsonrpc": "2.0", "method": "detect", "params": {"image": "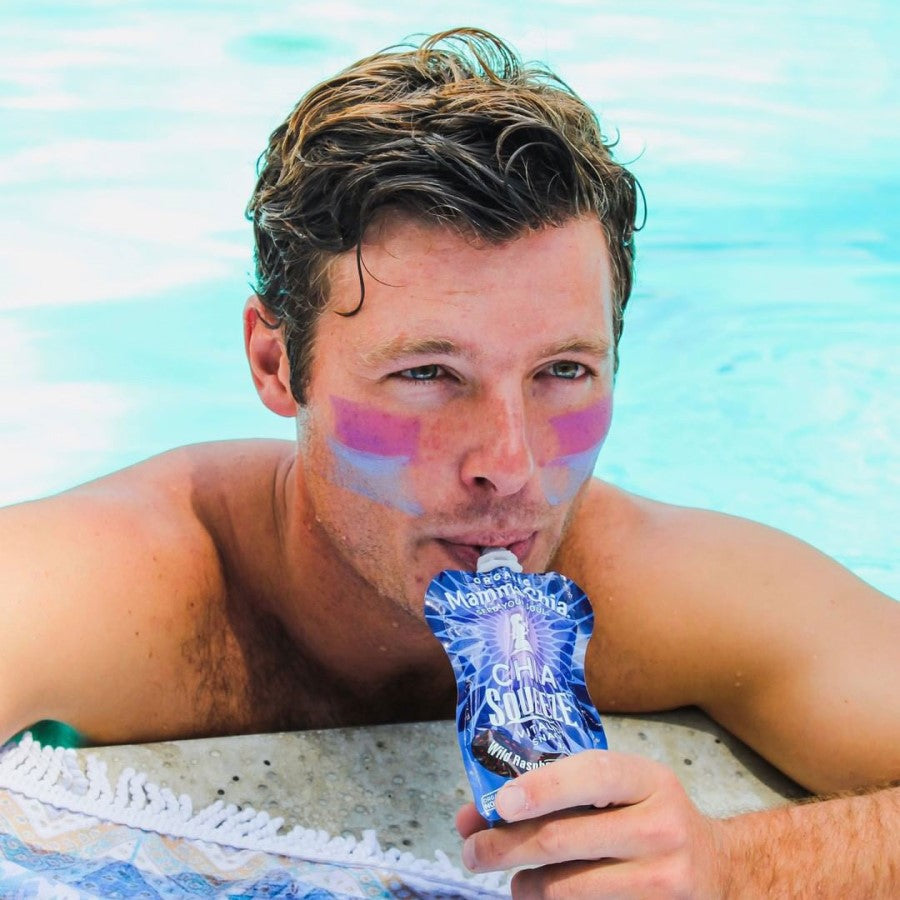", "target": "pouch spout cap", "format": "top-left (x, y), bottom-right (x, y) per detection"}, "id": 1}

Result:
top-left (476, 548), bottom-right (523, 573)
